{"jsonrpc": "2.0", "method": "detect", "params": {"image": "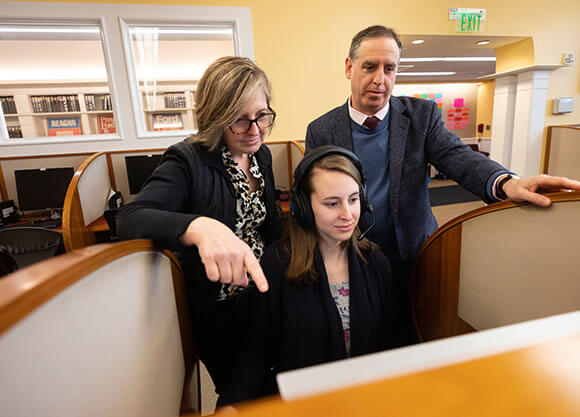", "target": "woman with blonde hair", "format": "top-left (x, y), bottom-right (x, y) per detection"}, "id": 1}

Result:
top-left (219, 146), bottom-right (402, 406)
top-left (118, 56), bottom-right (282, 400)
